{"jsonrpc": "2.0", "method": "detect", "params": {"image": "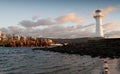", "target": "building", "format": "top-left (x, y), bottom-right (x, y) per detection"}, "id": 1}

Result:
top-left (0, 31), bottom-right (2, 40)
top-left (94, 10), bottom-right (104, 37)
